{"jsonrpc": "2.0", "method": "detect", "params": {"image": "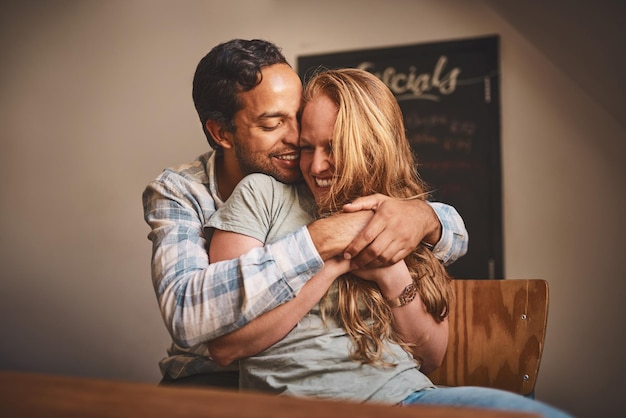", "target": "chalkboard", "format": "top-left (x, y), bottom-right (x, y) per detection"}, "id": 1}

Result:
top-left (298, 35), bottom-right (502, 279)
